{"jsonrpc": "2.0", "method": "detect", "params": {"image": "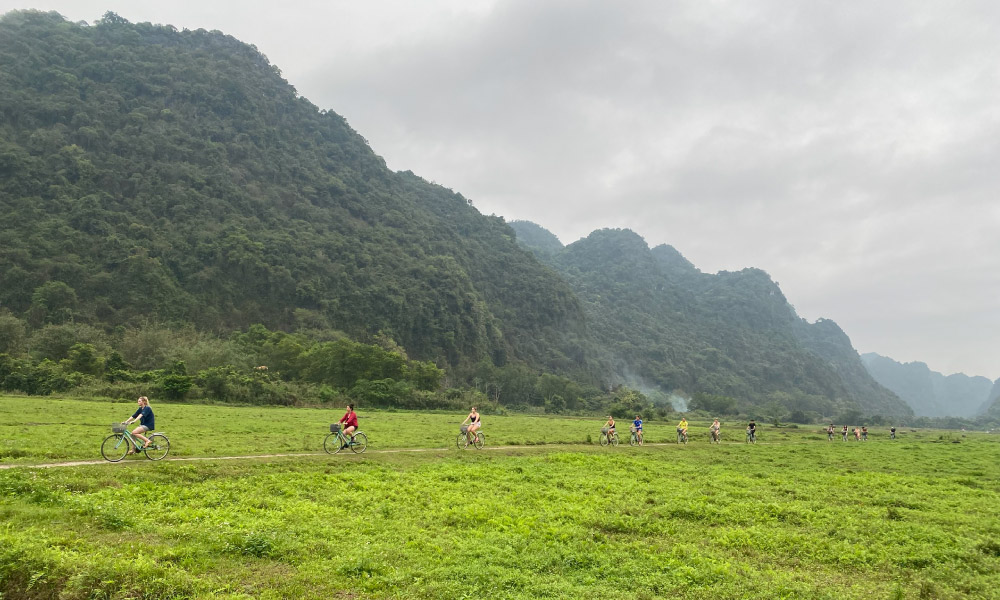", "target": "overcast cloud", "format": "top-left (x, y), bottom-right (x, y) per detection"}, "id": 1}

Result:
top-left (4, 0), bottom-right (999, 379)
